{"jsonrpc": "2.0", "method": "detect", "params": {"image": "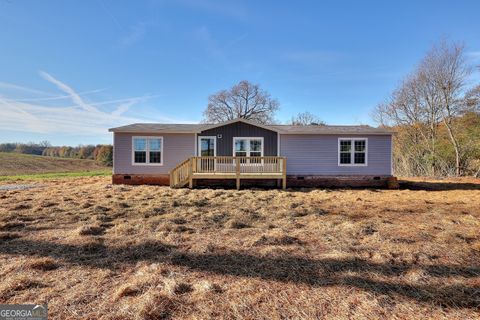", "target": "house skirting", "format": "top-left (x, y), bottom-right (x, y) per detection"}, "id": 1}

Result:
top-left (112, 174), bottom-right (398, 189)
top-left (112, 174), bottom-right (170, 186)
top-left (286, 175), bottom-right (398, 188)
